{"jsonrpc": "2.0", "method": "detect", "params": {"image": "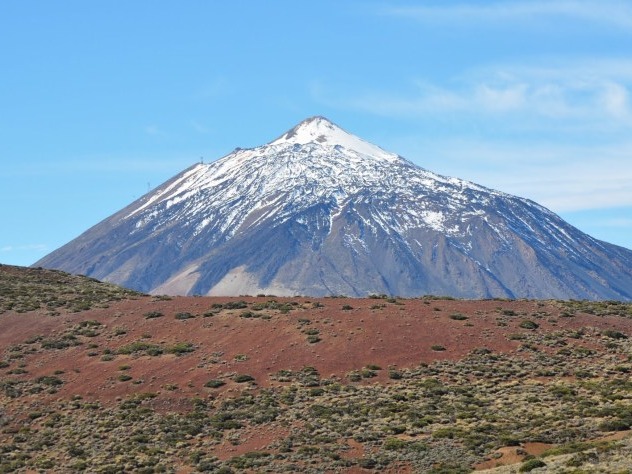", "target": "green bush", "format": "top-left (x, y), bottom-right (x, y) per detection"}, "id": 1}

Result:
top-left (358, 458), bottom-right (377, 468)
top-left (361, 368), bottom-right (377, 378)
top-left (472, 347), bottom-right (492, 355)
top-left (449, 313), bottom-right (468, 320)
top-left (117, 342), bottom-right (163, 356)
top-left (174, 312), bottom-right (194, 320)
top-left (519, 320), bottom-right (539, 330)
top-left (388, 369), bottom-right (403, 379)
top-left (519, 458), bottom-right (546, 472)
top-left (598, 418), bottom-right (632, 431)
top-left (233, 374), bottom-right (254, 383)
top-left (347, 371), bottom-right (362, 382)
top-left (35, 376), bottom-right (63, 386)
top-left (204, 379), bottom-right (225, 389)
top-left (432, 427), bottom-right (463, 439)
top-left (143, 311), bottom-right (163, 319)
top-left (427, 463), bottom-right (470, 474)
top-left (42, 337), bottom-right (80, 350)
top-left (146, 347), bottom-right (163, 356)
top-left (224, 301), bottom-right (248, 309)
top-left (167, 342), bottom-right (195, 355)
top-left (383, 438), bottom-right (407, 450)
